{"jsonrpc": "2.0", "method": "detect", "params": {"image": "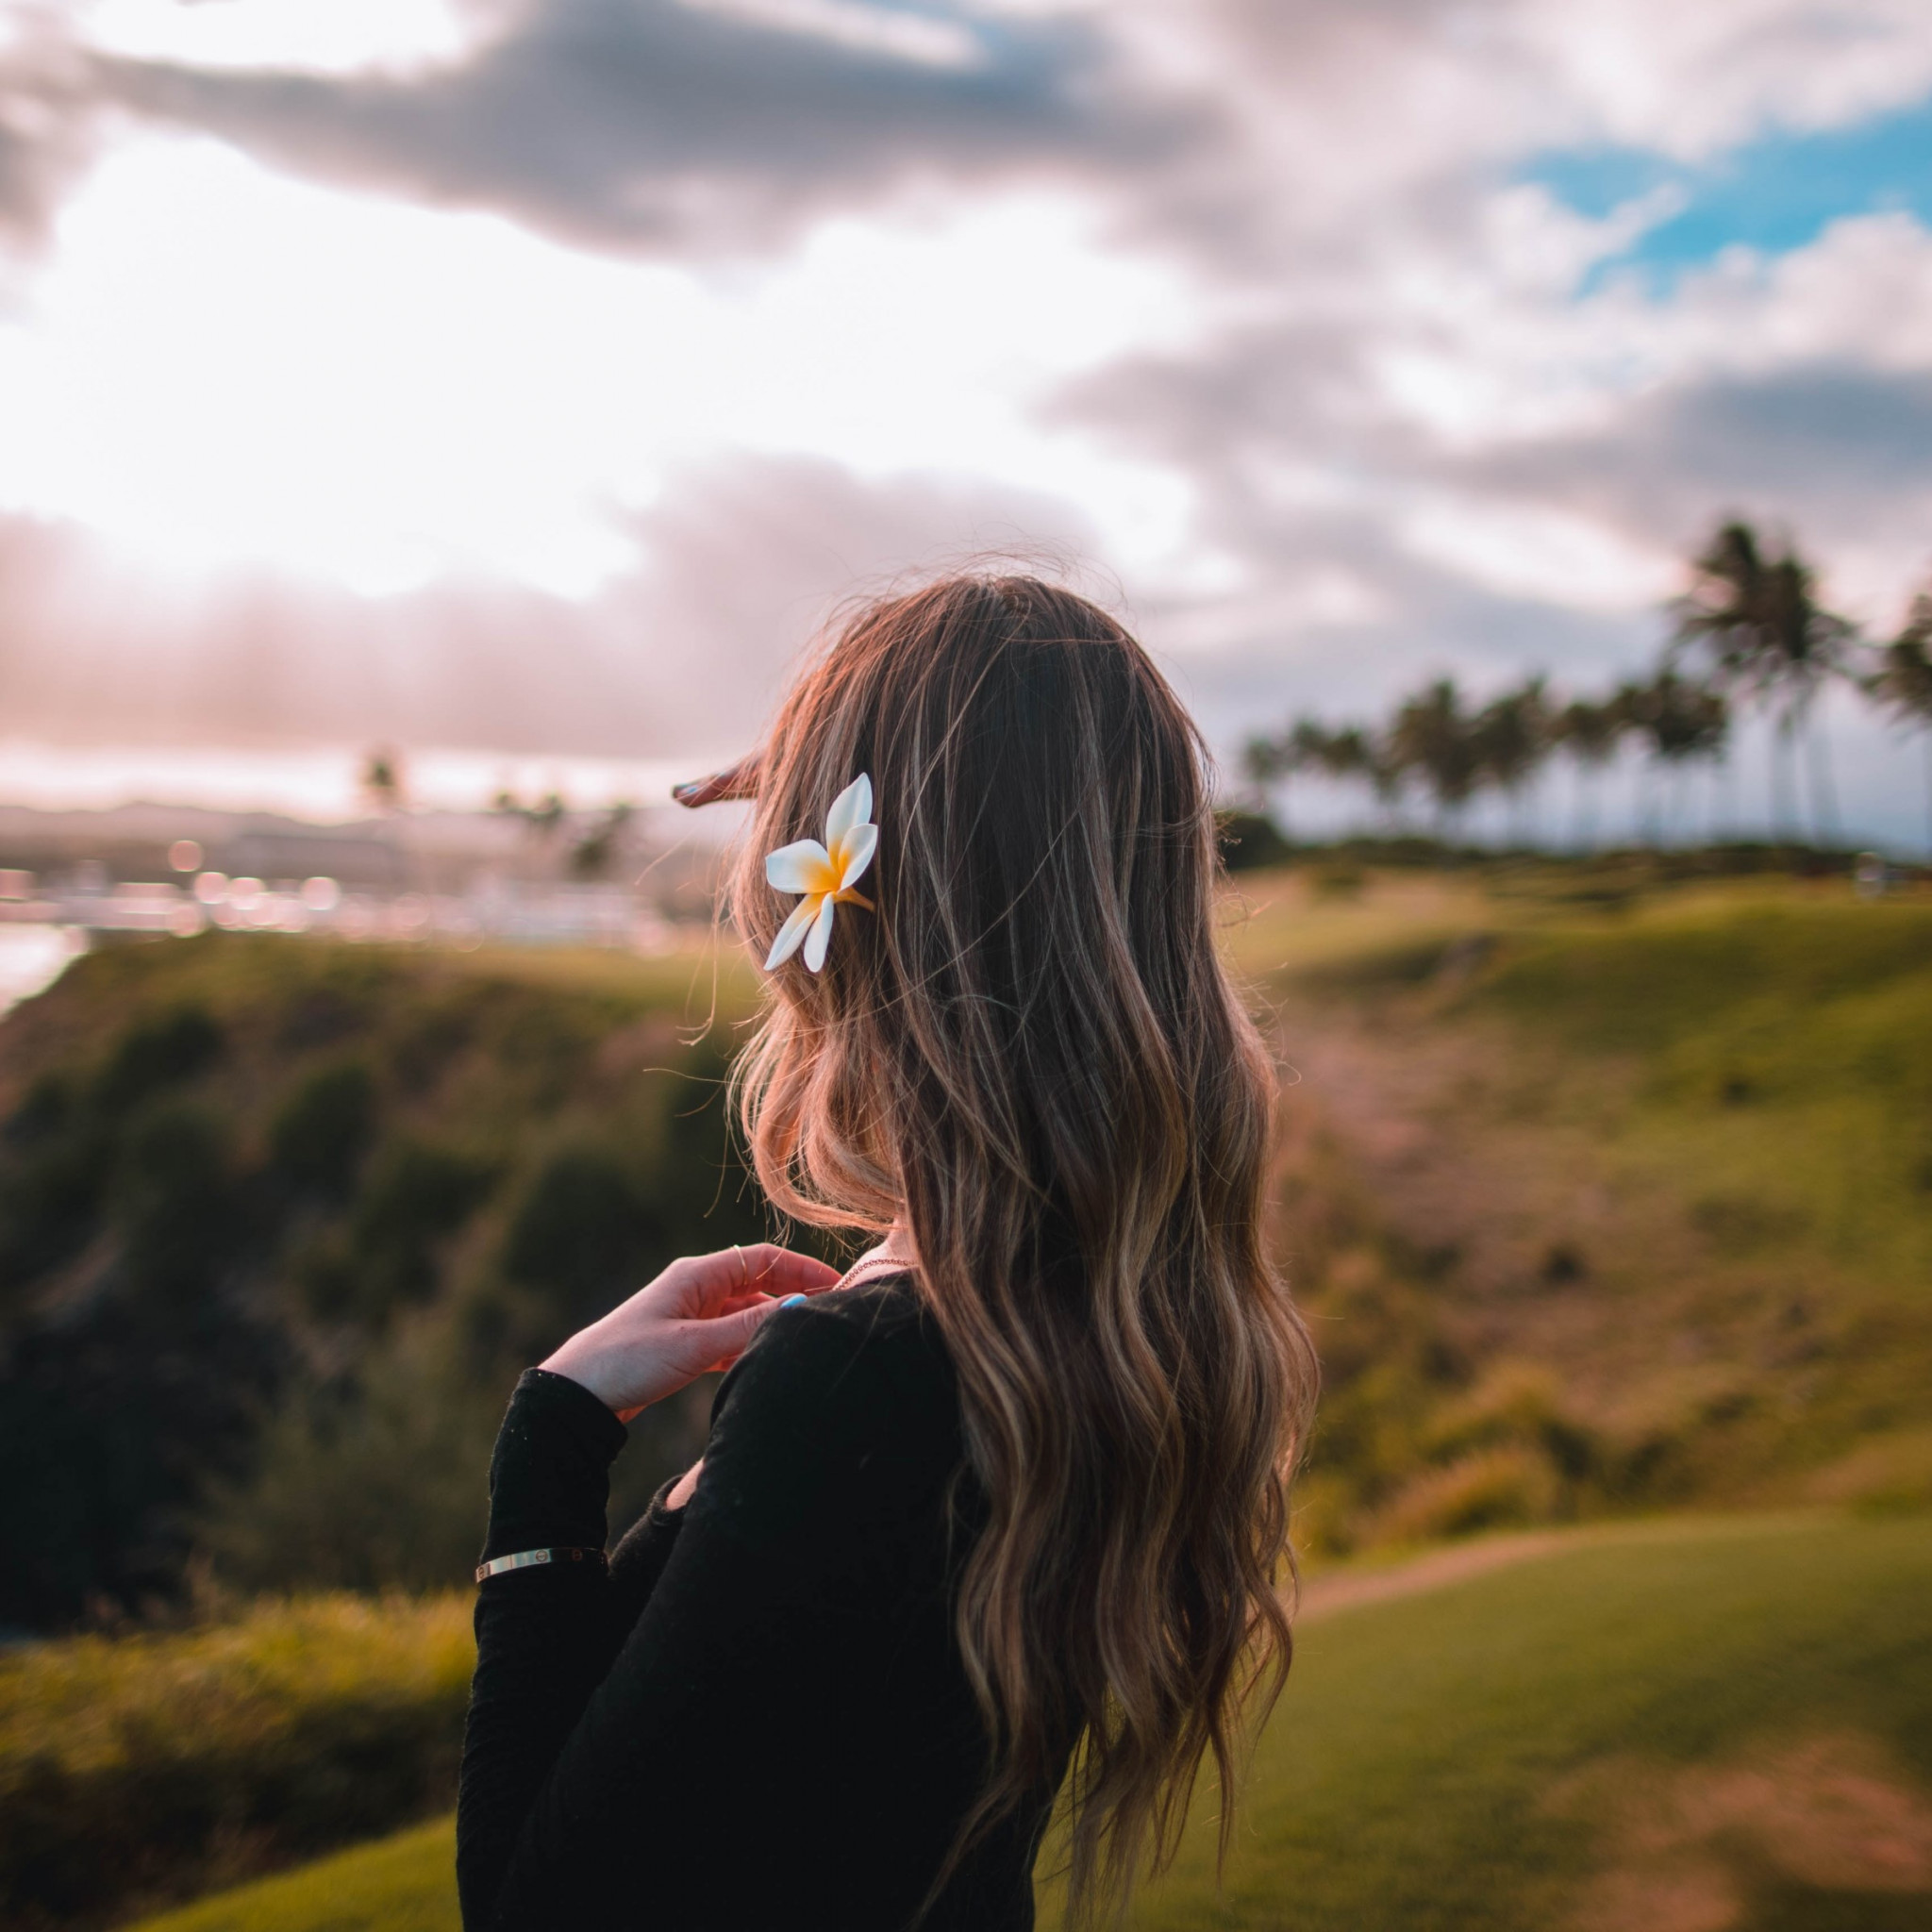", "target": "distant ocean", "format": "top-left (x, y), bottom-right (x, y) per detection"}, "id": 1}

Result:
top-left (0, 926), bottom-right (83, 1020)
